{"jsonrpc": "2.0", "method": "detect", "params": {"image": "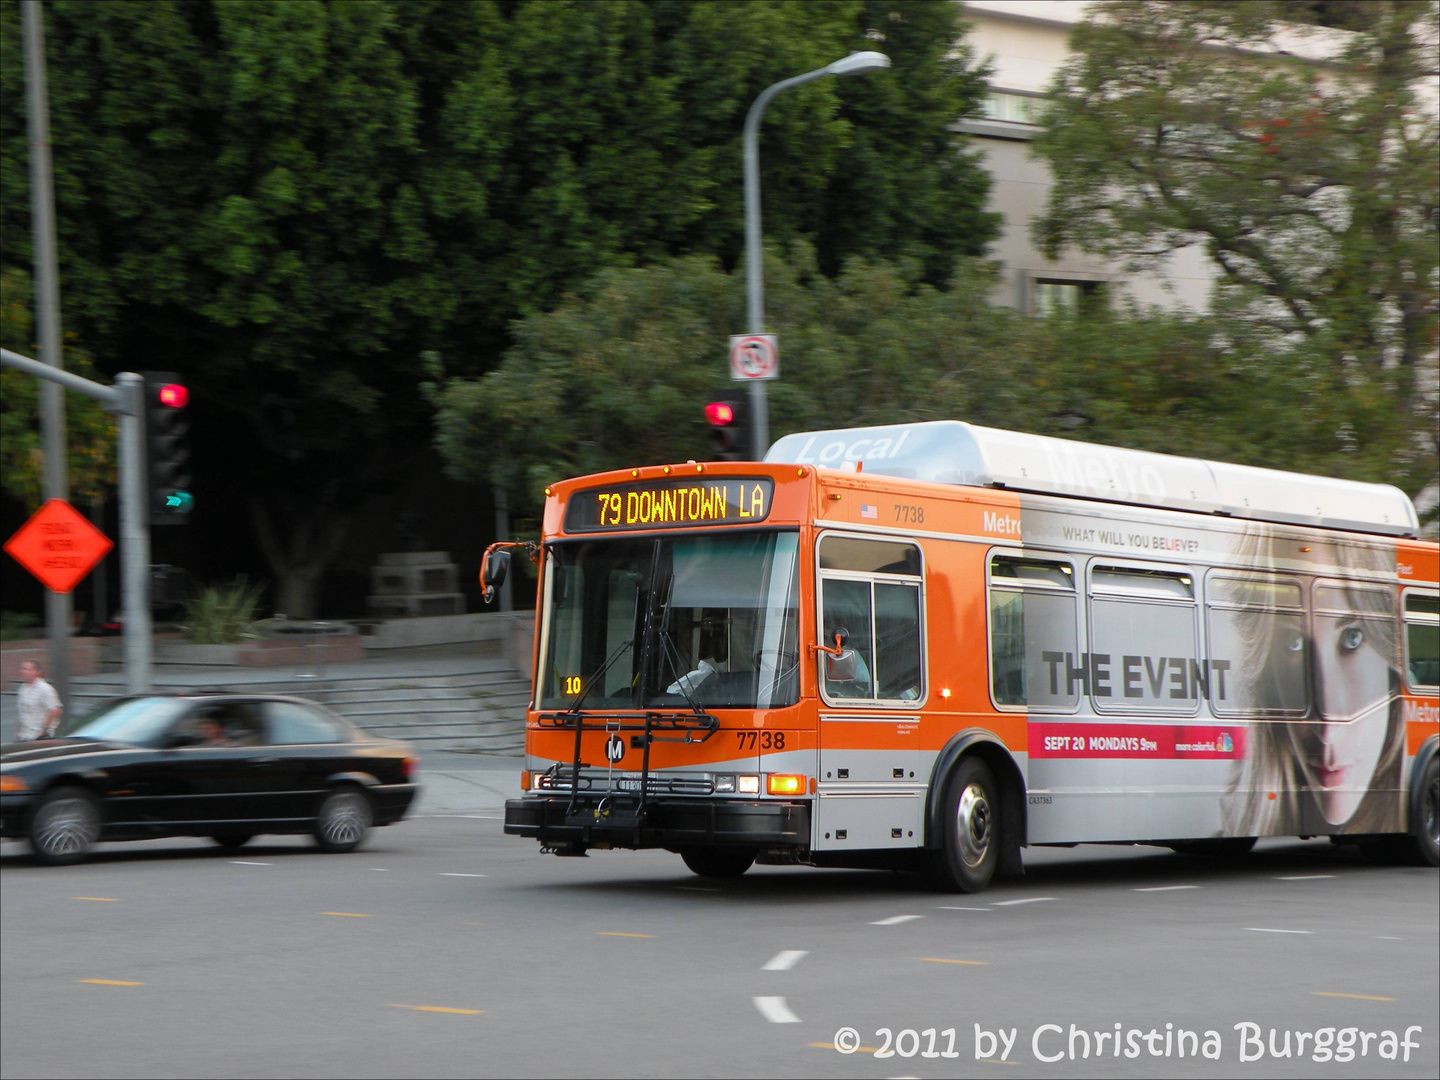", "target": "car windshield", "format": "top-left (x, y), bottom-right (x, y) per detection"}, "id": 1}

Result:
top-left (537, 530), bottom-right (800, 710)
top-left (63, 697), bottom-right (190, 746)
